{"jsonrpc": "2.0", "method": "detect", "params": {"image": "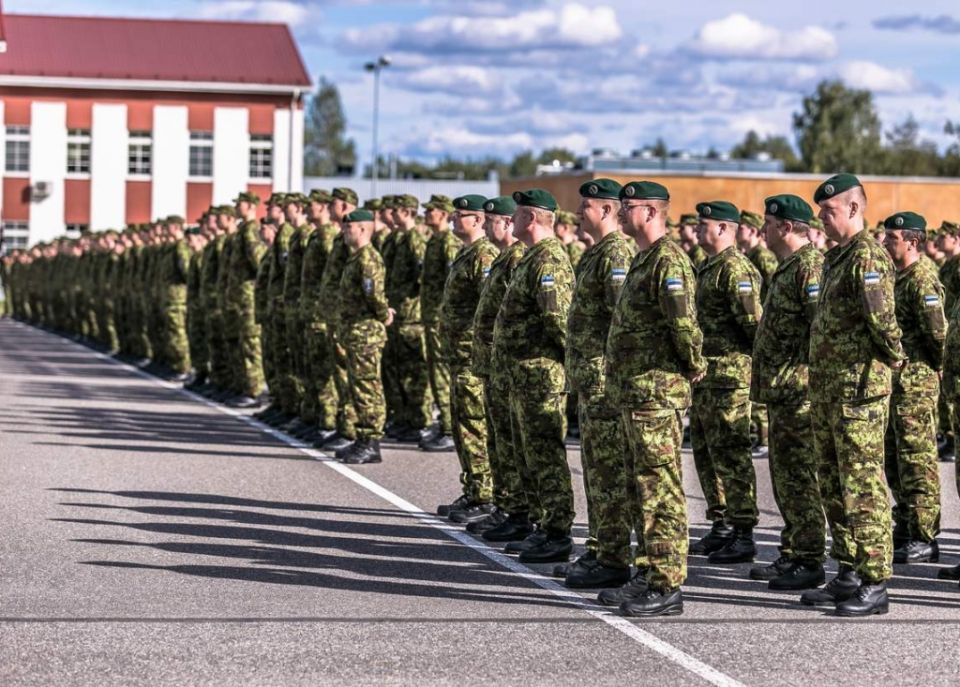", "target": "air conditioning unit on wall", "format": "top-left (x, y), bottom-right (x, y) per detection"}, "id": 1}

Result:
top-left (30, 181), bottom-right (51, 201)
